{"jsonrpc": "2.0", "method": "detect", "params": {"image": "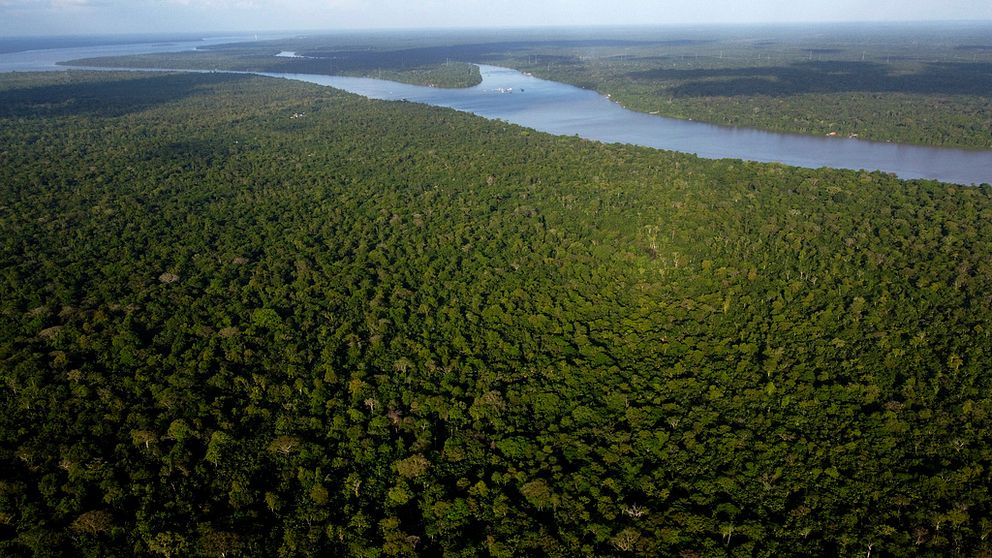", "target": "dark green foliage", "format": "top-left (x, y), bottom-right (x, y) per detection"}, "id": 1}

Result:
top-left (2, 69), bottom-right (992, 557)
